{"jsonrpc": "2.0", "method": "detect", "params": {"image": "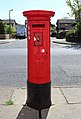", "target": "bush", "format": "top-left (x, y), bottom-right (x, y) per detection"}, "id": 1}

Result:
top-left (4, 25), bottom-right (12, 34)
top-left (74, 22), bottom-right (81, 34)
top-left (66, 22), bottom-right (81, 42)
top-left (4, 25), bottom-right (16, 37)
top-left (66, 30), bottom-right (78, 42)
top-left (0, 19), bottom-right (5, 34)
top-left (56, 30), bottom-right (66, 39)
top-left (51, 32), bottom-right (56, 37)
